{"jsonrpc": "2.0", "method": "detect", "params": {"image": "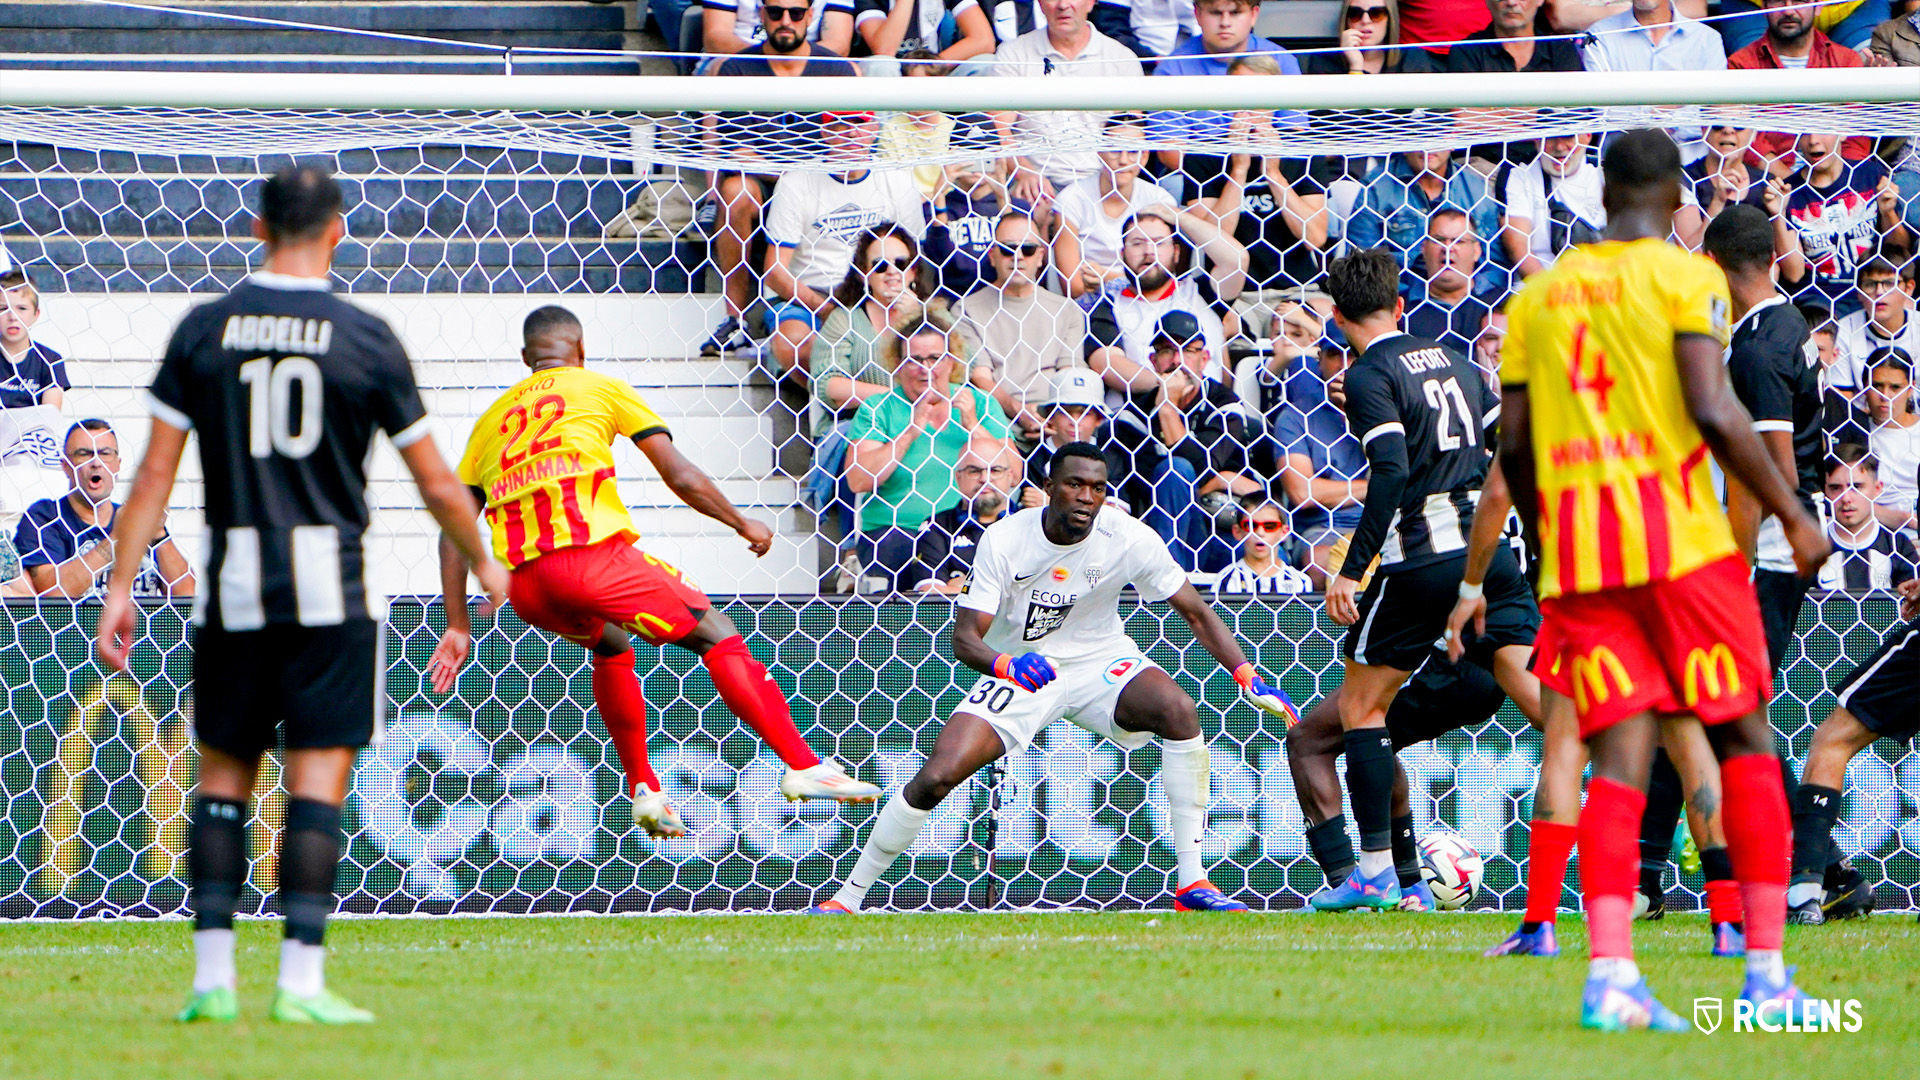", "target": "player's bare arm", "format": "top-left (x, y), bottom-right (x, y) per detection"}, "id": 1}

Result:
top-left (402, 436), bottom-right (506, 602)
top-left (96, 415), bottom-right (189, 670)
top-left (1723, 428), bottom-right (1797, 564)
top-left (1445, 457), bottom-right (1512, 663)
top-left (428, 487), bottom-right (490, 694)
top-left (1673, 334), bottom-right (1829, 577)
top-left (636, 431), bottom-right (773, 557)
top-left (1165, 581), bottom-right (1296, 723)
